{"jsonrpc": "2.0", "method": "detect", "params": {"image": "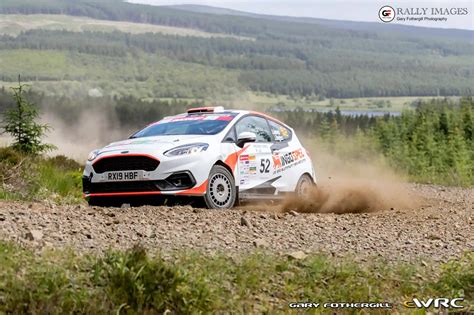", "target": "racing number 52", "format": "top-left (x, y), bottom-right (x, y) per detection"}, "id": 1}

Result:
top-left (260, 158), bottom-right (270, 173)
